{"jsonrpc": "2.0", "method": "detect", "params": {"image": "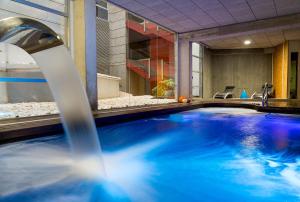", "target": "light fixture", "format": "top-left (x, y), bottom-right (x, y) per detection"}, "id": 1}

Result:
top-left (244, 40), bottom-right (251, 45)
